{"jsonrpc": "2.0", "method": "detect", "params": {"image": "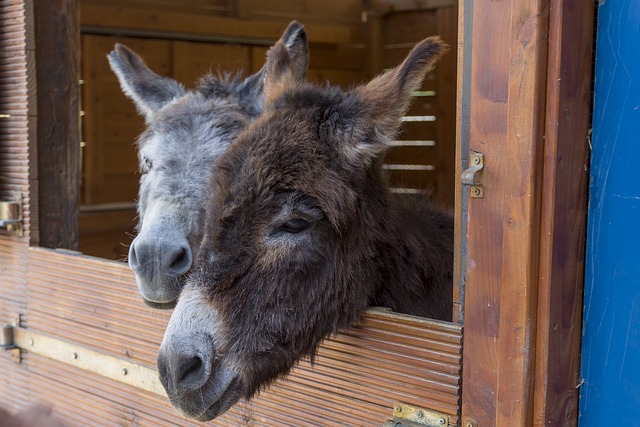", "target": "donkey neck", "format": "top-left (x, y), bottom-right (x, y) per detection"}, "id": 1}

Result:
top-left (365, 192), bottom-right (454, 321)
